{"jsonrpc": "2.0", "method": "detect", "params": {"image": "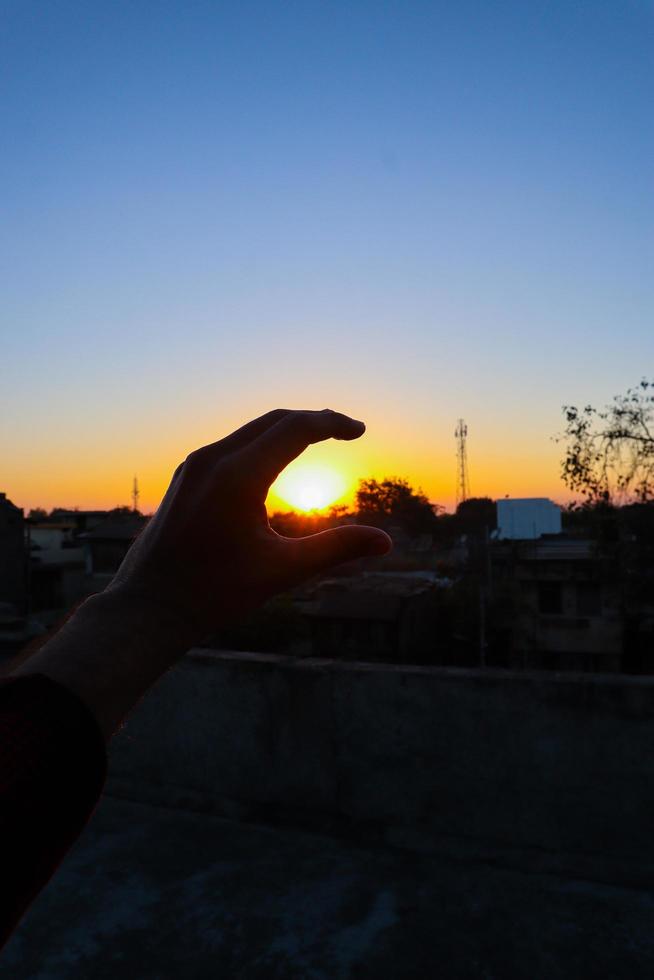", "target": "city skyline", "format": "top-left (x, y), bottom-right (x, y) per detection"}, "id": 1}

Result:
top-left (9, 415), bottom-right (576, 517)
